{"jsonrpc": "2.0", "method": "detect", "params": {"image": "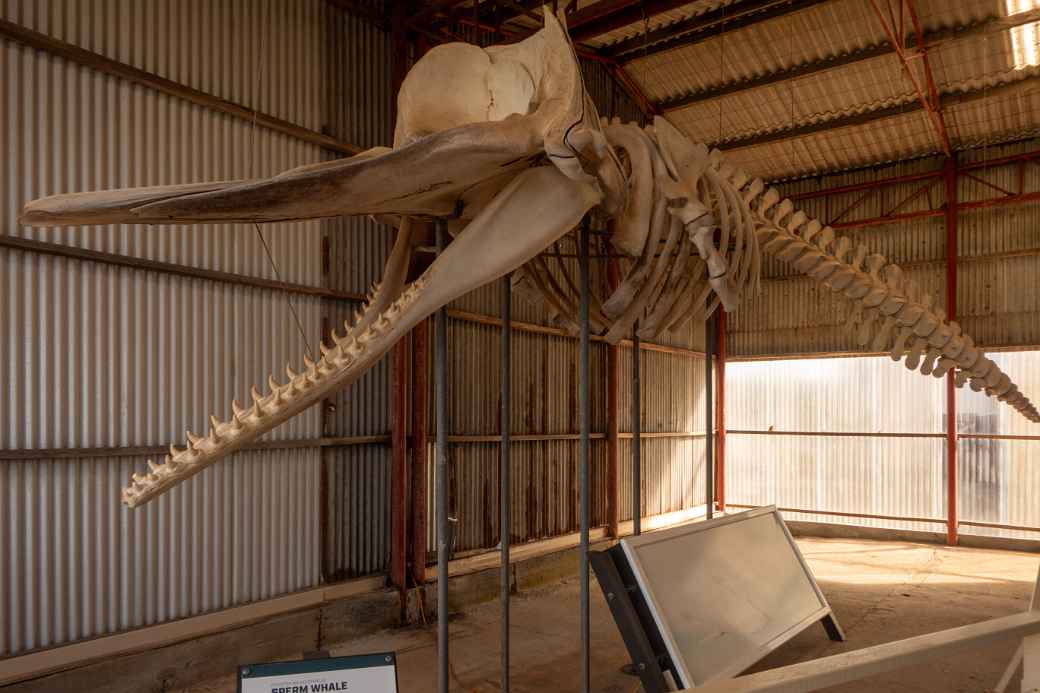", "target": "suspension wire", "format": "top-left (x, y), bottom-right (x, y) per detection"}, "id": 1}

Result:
top-left (247, 0), bottom-right (314, 360)
top-left (642, 1), bottom-right (650, 125)
top-left (255, 222), bottom-right (315, 358)
top-left (720, 4), bottom-right (727, 143)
